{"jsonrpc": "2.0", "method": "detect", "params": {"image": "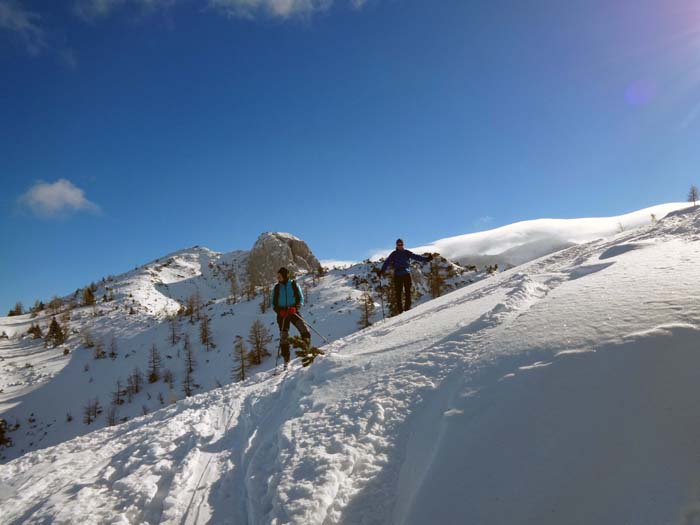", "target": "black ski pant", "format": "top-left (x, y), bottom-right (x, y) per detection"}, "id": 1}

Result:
top-left (277, 312), bottom-right (311, 363)
top-left (393, 274), bottom-right (413, 313)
